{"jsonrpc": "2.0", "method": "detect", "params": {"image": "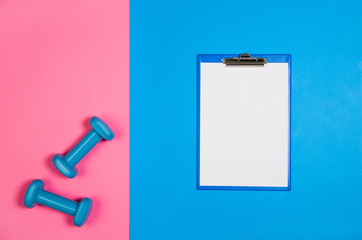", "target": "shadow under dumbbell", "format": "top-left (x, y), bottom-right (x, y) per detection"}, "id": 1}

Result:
top-left (84, 196), bottom-right (100, 226)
